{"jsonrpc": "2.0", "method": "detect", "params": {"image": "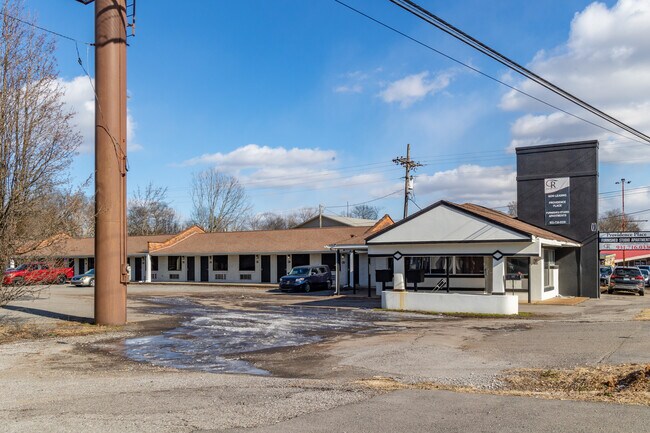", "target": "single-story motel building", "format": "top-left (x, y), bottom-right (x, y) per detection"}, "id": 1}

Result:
top-left (36, 200), bottom-right (586, 315)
